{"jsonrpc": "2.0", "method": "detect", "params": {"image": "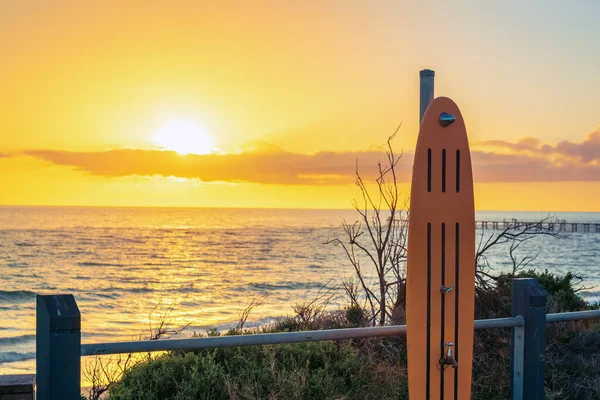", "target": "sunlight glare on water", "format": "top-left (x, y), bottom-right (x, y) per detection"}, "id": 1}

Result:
top-left (0, 206), bottom-right (599, 377)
